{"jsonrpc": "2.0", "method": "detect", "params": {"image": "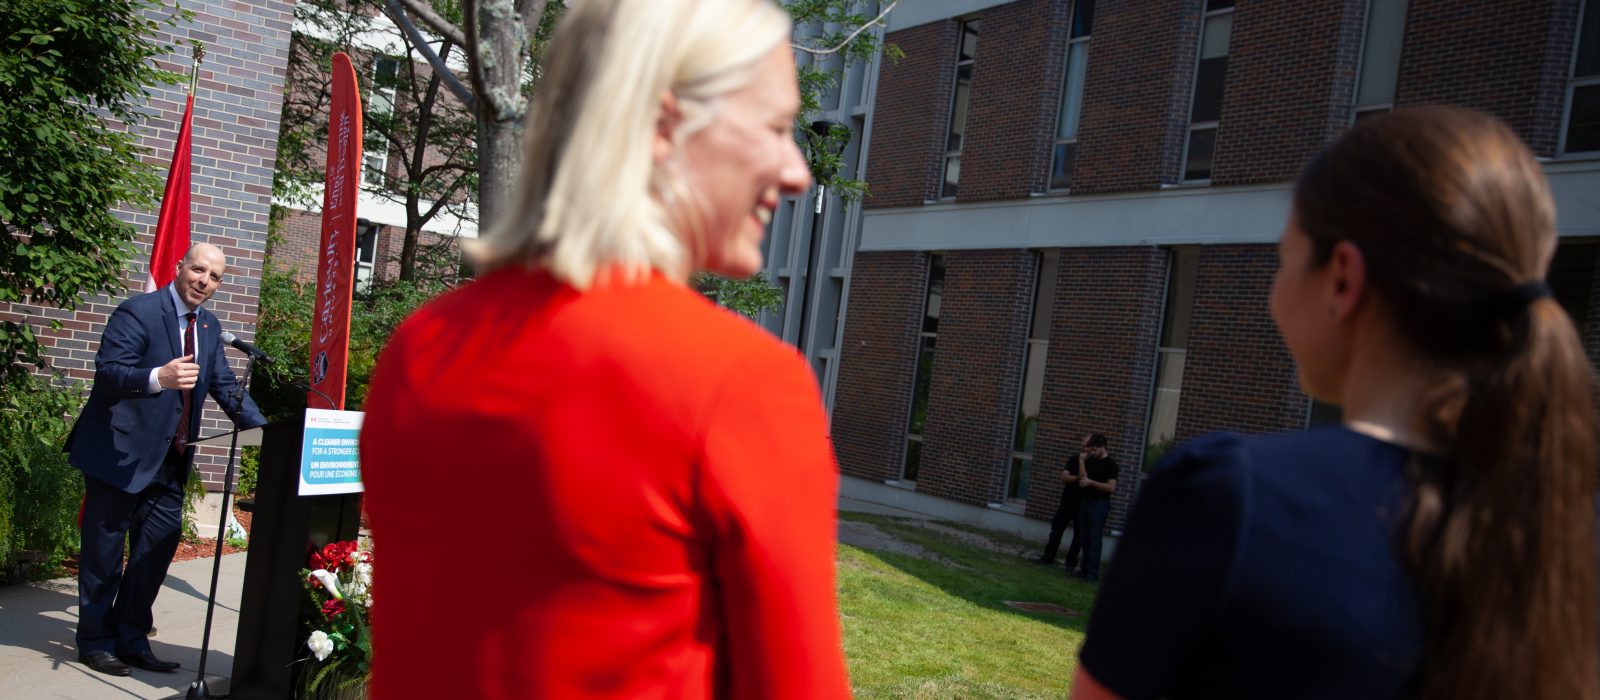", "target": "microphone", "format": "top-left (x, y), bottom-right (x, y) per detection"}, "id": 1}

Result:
top-left (219, 330), bottom-right (275, 364)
